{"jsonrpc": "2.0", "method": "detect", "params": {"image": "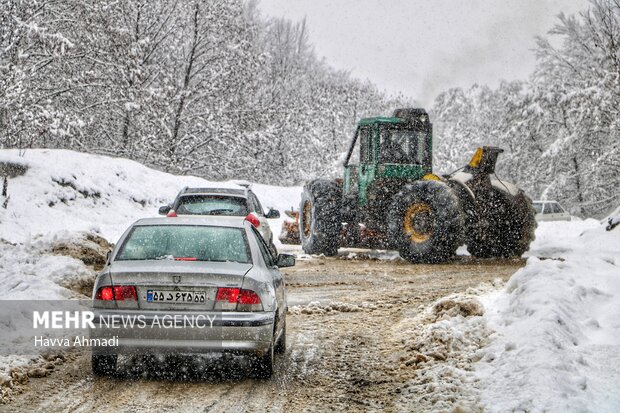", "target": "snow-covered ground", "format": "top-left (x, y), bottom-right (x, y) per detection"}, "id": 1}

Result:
top-left (477, 218), bottom-right (620, 412)
top-left (0, 149), bottom-right (302, 245)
